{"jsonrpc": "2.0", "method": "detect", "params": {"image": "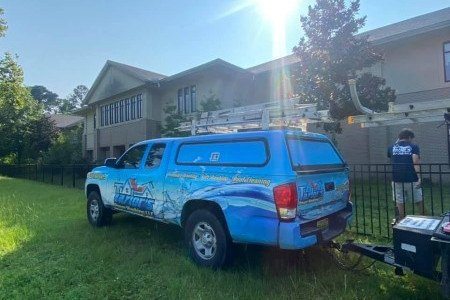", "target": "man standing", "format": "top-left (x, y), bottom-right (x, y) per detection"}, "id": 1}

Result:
top-left (387, 129), bottom-right (423, 220)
